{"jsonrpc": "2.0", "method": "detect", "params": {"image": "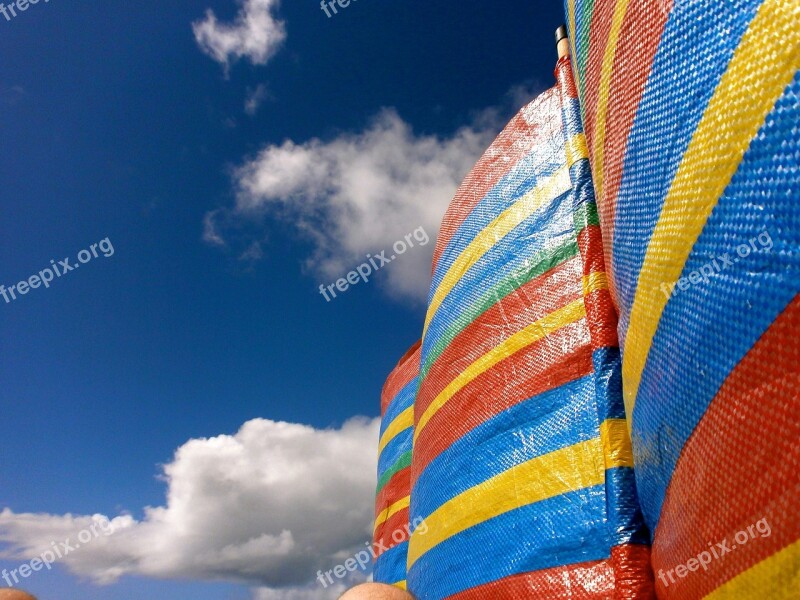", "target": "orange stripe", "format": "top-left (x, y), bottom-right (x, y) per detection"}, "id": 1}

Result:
top-left (380, 342), bottom-right (420, 415)
top-left (446, 544), bottom-right (653, 599)
top-left (430, 92), bottom-right (560, 270)
top-left (652, 295), bottom-right (800, 598)
top-left (416, 256), bottom-right (583, 416)
top-left (374, 466), bottom-right (410, 519)
top-left (373, 507), bottom-right (411, 558)
top-left (578, 0), bottom-right (617, 156)
top-left (412, 323), bottom-right (593, 482)
top-left (597, 0), bottom-right (672, 270)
